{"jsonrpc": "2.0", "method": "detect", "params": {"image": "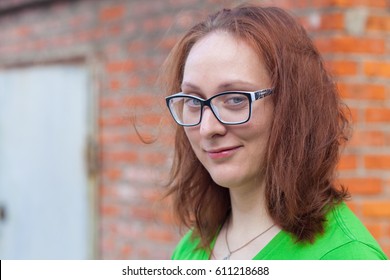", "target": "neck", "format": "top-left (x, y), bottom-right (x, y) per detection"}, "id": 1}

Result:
top-left (228, 180), bottom-right (273, 234)
top-left (211, 179), bottom-right (279, 260)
